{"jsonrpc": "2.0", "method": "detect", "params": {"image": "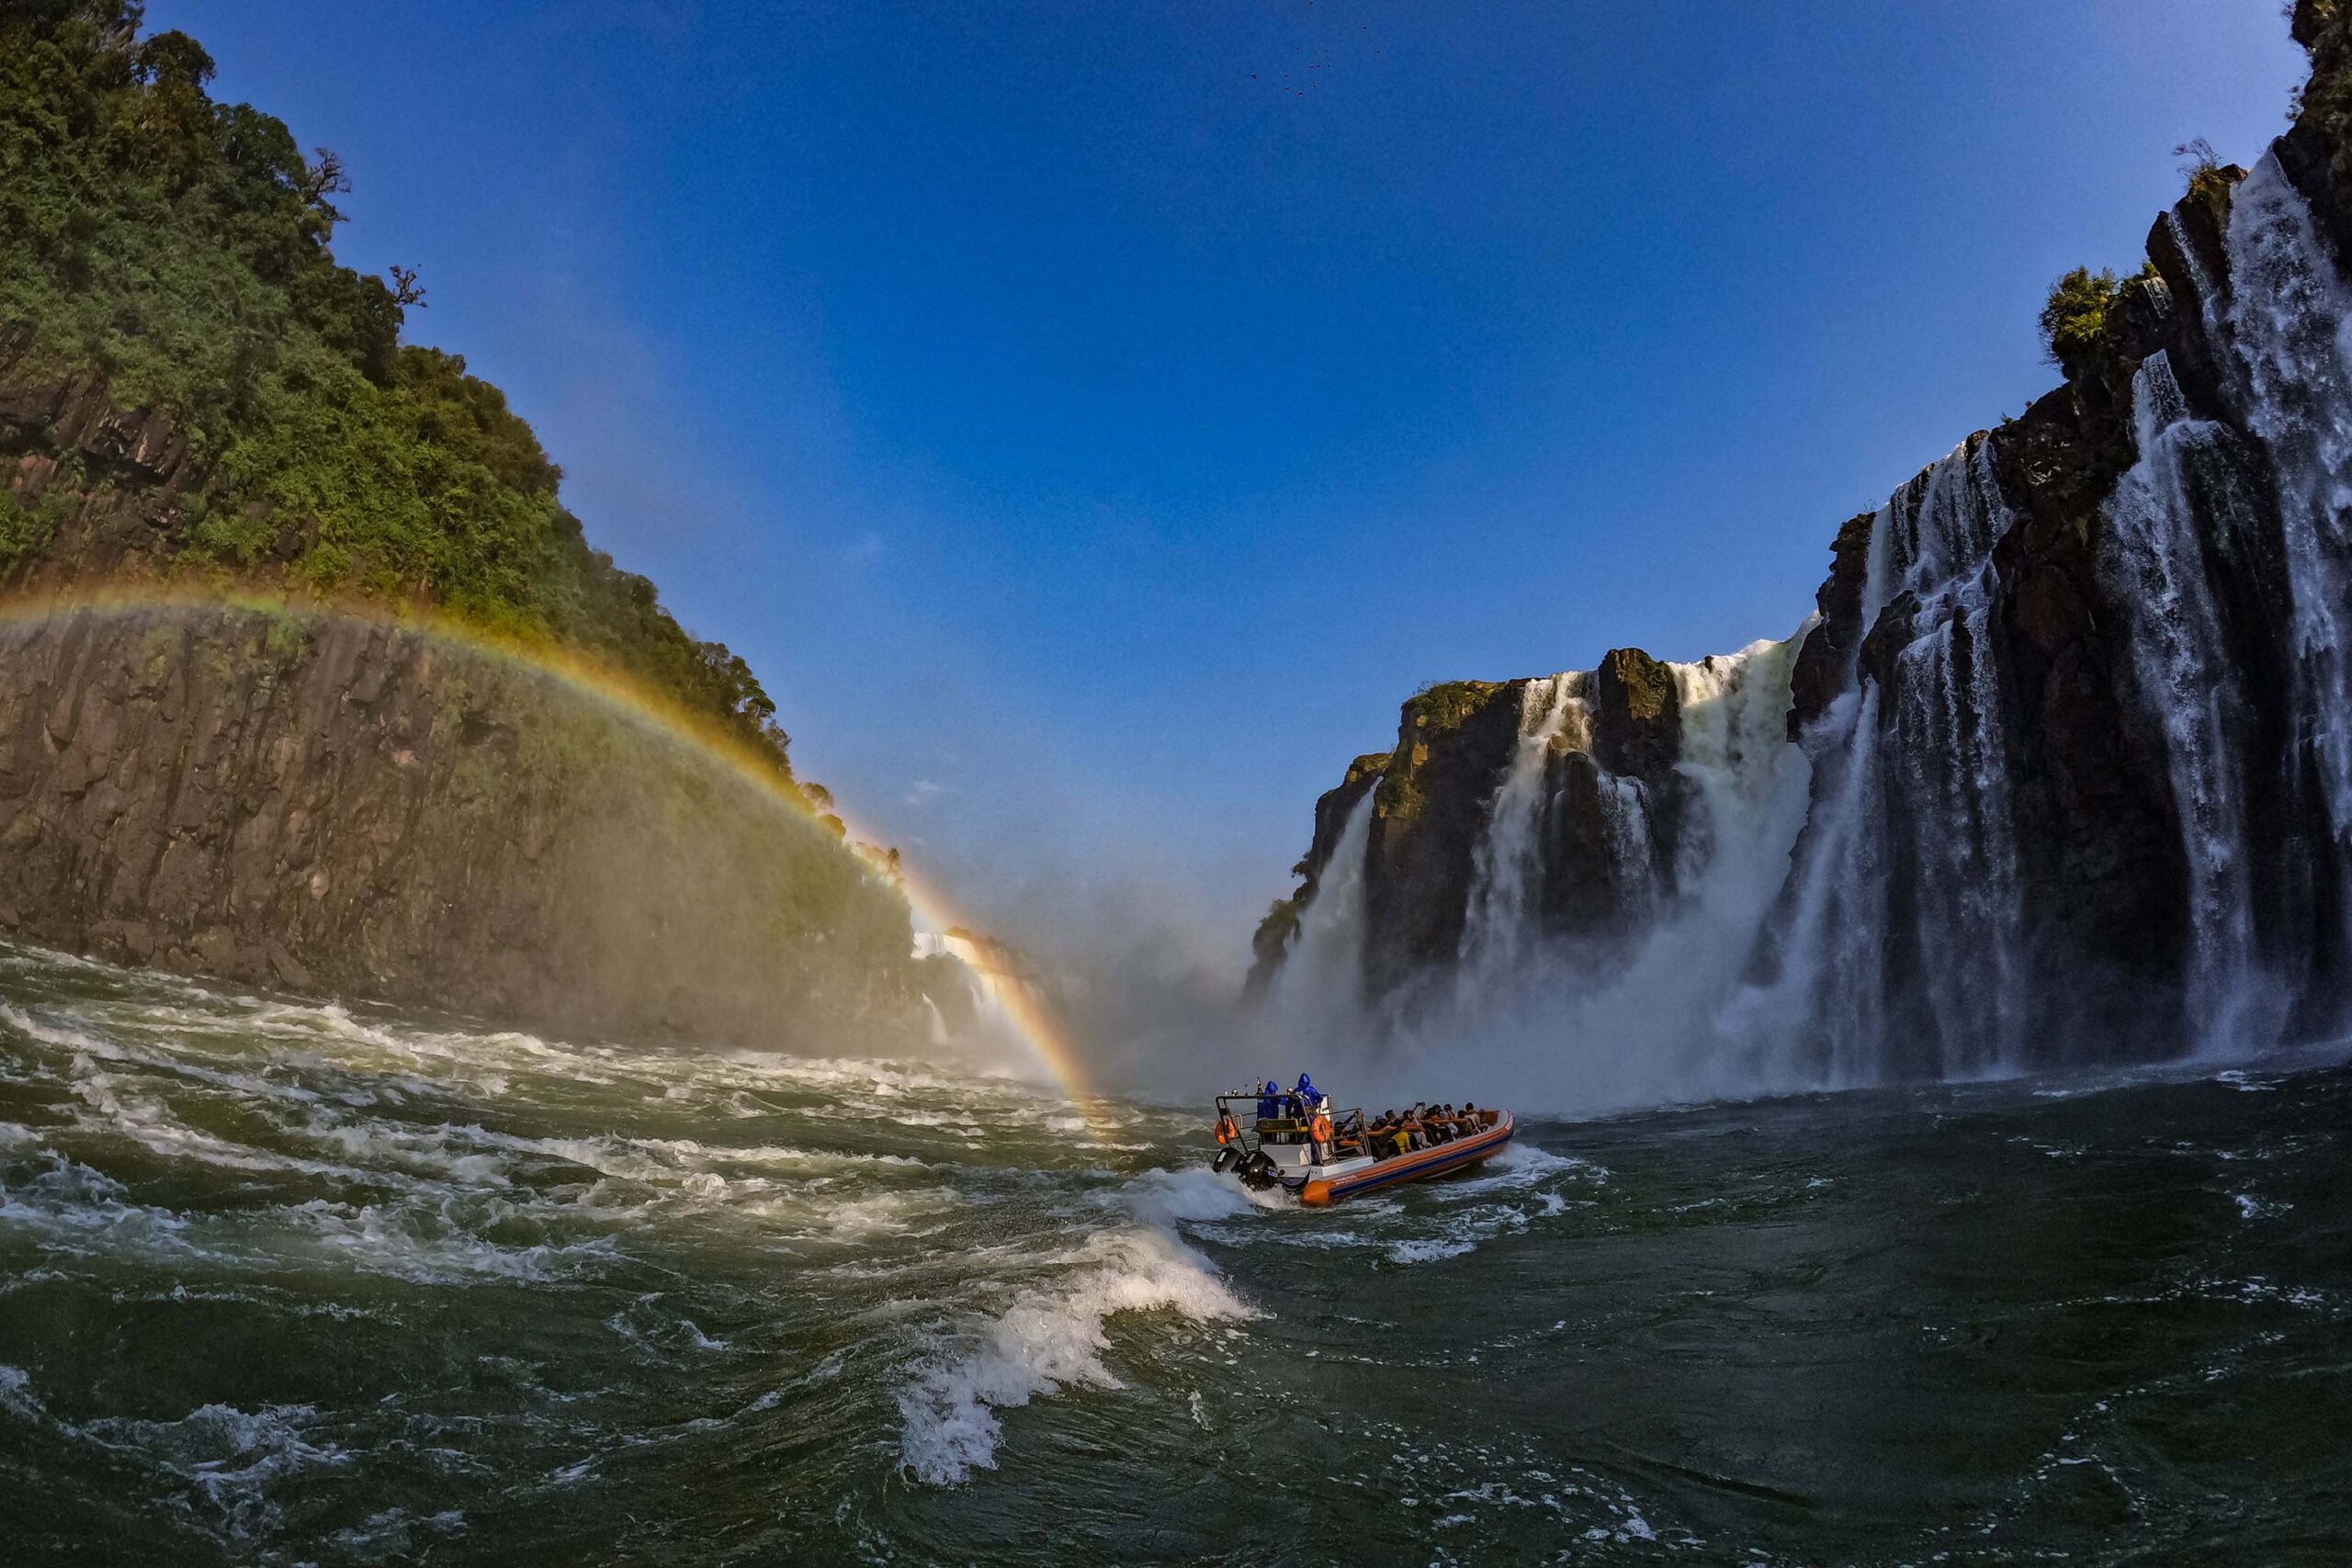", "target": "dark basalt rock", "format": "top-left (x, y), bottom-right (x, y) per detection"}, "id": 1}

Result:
top-left (1257, 652), bottom-right (1701, 1004)
top-left (1364, 681), bottom-right (1524, 994)
top-left (1788, 509), bottom-right (1877, 739)
top-left (0, 603), bottom-right (927, 1052)
top-left (1245, 750), bottom-right (1388, 994)
top-left (1591, 649), bottom-right (1679, 778)
top-left (0, 358), bottom-right (926, 1050)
